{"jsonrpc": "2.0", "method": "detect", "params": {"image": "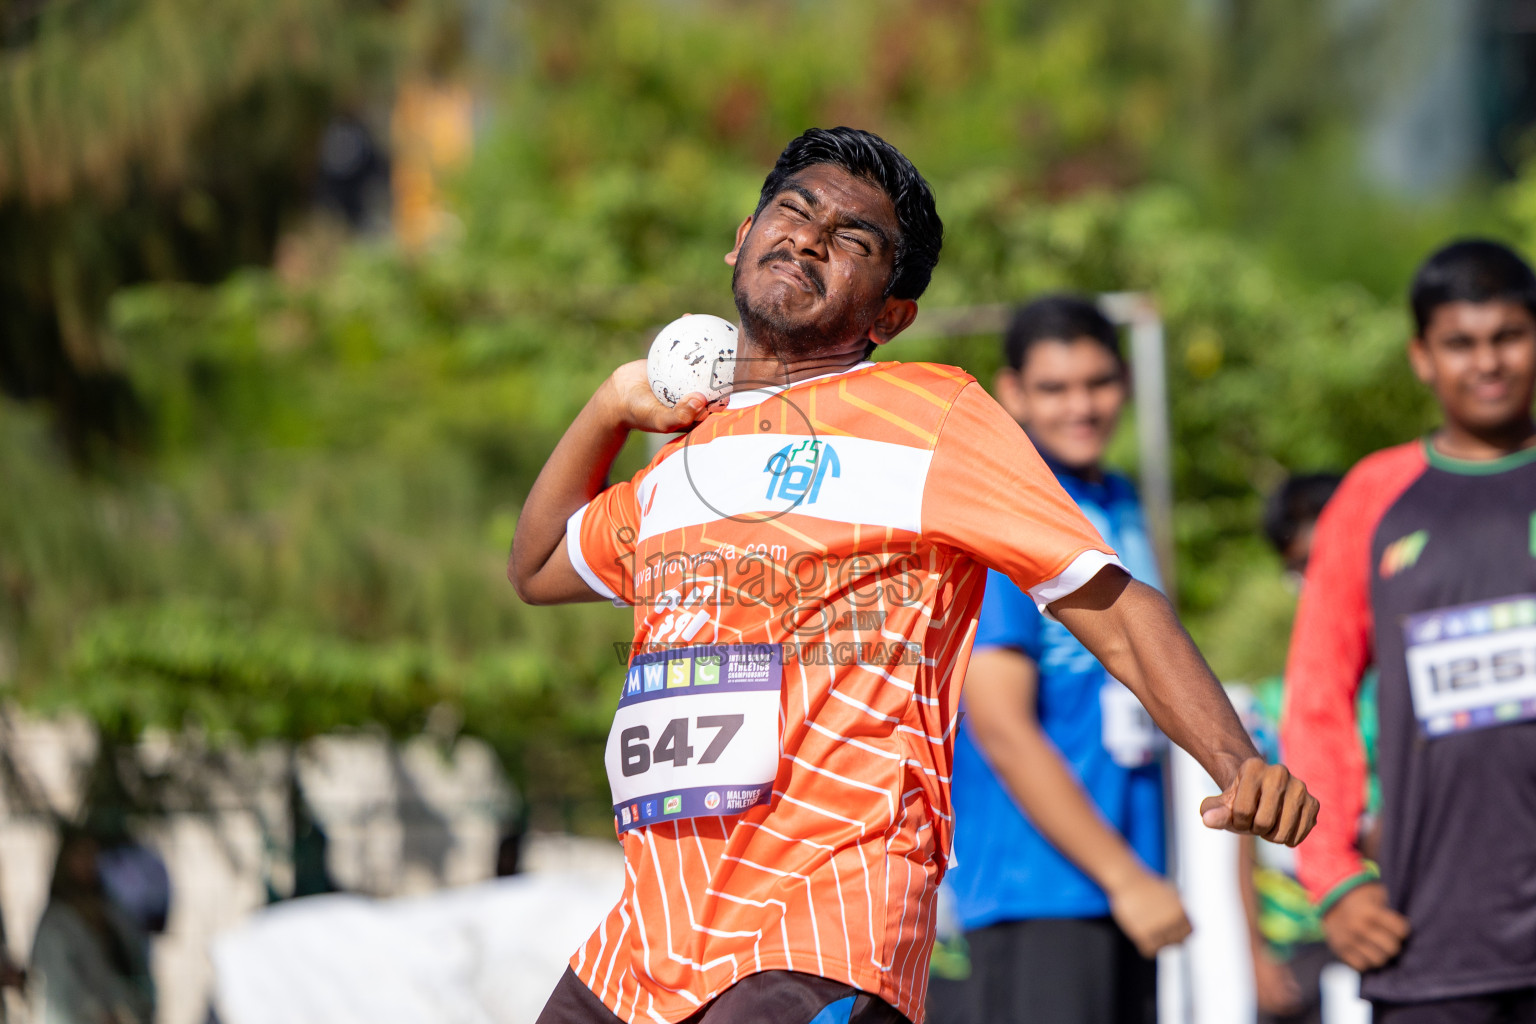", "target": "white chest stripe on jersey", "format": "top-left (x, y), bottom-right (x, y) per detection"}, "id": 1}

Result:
top-left (636, 433), bottom-right (932, 543)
